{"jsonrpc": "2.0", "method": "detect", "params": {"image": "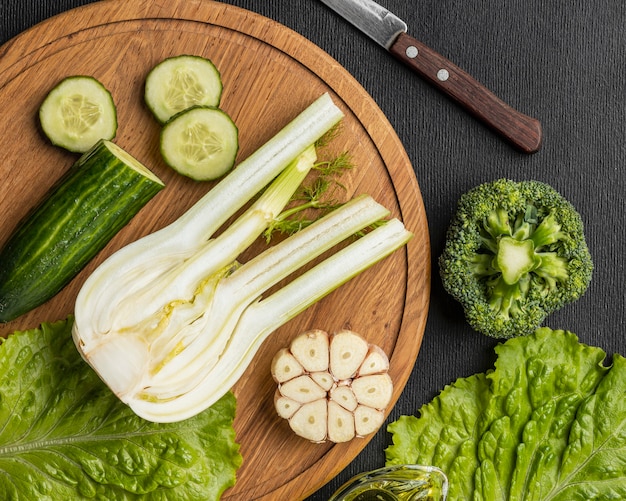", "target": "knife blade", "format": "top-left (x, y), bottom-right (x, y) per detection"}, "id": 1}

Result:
top-left (319, 0), bottom-right (542, 154)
